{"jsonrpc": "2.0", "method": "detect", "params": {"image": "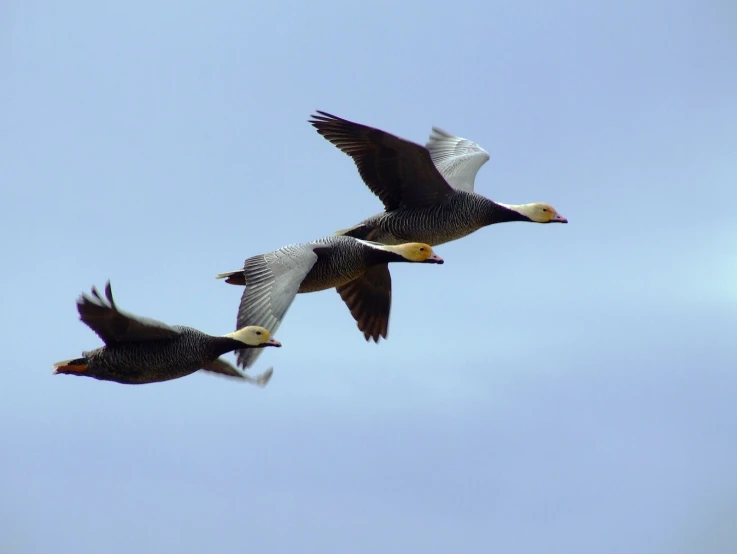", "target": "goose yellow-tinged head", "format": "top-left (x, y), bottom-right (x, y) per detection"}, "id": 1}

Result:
top-left (392, 243), bottom-right (444, 264)
top-left (516, 203), bottom-right (568, 223)
top-left (225, 326), bottom-right (282, 347)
